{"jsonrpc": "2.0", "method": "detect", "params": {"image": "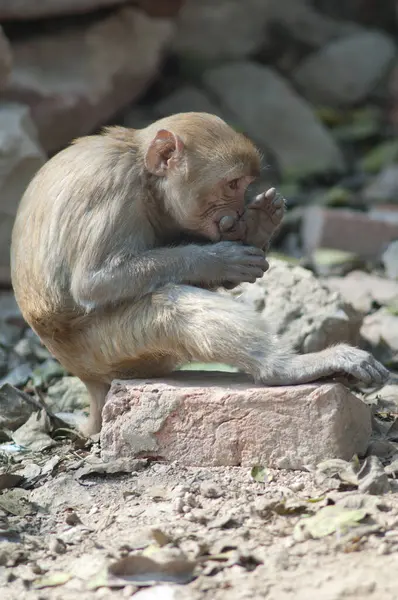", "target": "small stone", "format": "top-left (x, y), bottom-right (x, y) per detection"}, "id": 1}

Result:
top-left (48, 537), bottom-right (66, 555)
top-left (199, 481), bottom-right (223, 499)
top-left (101, 375), bottom-right (371, 470)
top-left (302, 206), bottom-right (398, 259)
top-left (290, 482), bottom-right (305, 493)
